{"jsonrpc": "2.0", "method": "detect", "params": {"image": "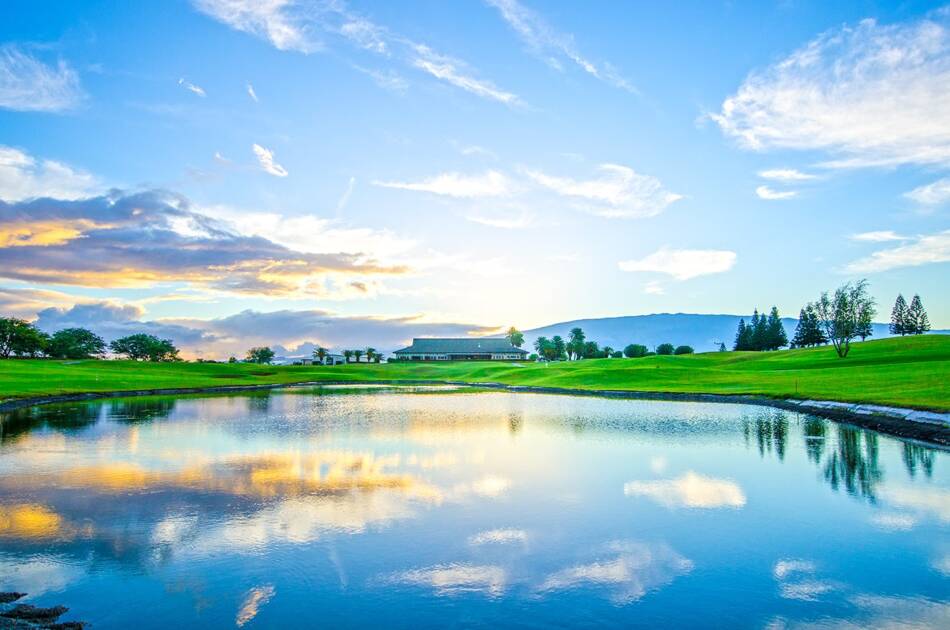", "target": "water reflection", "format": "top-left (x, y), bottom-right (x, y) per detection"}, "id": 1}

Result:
top-left (0, 390), bottom-right (946, 628)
